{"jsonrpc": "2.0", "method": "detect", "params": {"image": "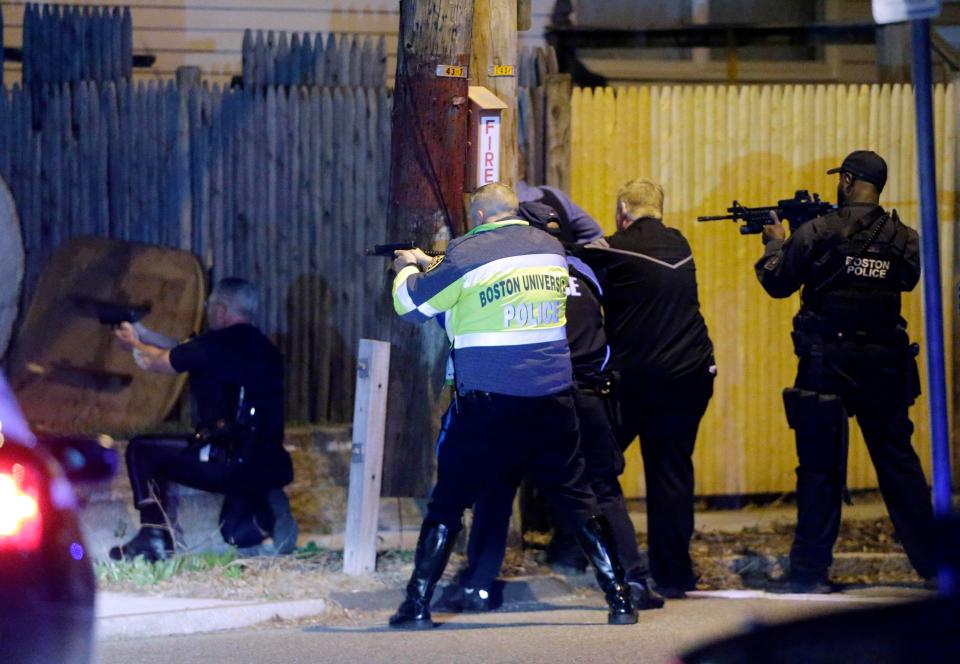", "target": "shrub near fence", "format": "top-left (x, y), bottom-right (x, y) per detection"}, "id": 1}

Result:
top-left (0, 80), bottom-right (392, 424)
